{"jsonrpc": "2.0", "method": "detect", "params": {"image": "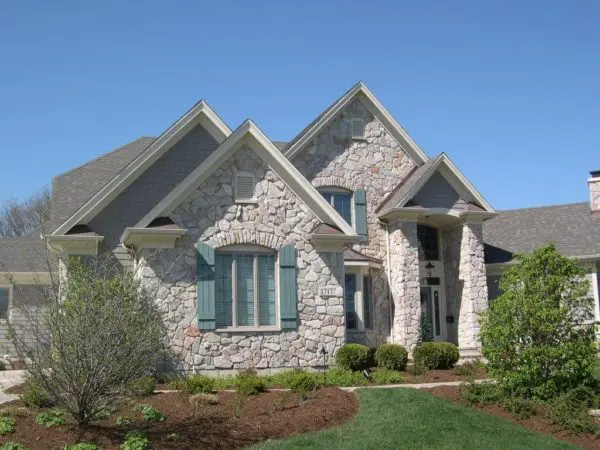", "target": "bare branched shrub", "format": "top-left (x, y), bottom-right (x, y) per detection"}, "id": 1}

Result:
top-left (8, 255), bottom-right (165, 426)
